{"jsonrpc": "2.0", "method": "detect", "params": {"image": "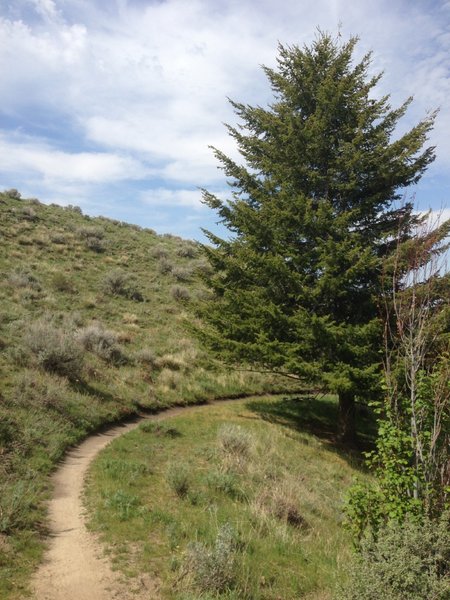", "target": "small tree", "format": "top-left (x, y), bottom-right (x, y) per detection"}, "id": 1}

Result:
top-left (198, 32), bottom-right (436, 443)
top-left (346, 214), bottom-right (450, 538)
